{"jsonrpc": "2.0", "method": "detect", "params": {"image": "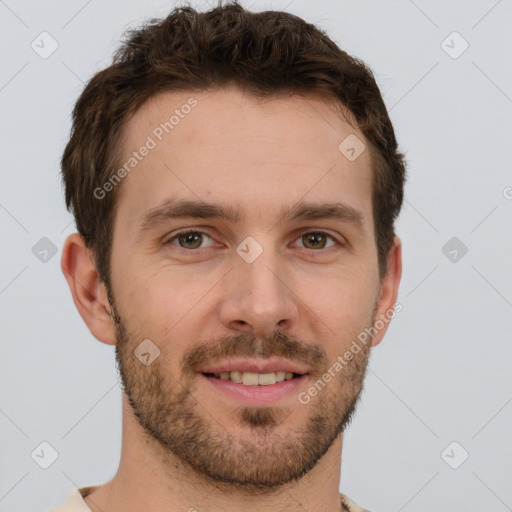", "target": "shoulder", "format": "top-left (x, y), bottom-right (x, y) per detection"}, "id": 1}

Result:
top-left (48, 486), bottom-right (99, 512)
top-left (340, 493), bottom-right (375, 512)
